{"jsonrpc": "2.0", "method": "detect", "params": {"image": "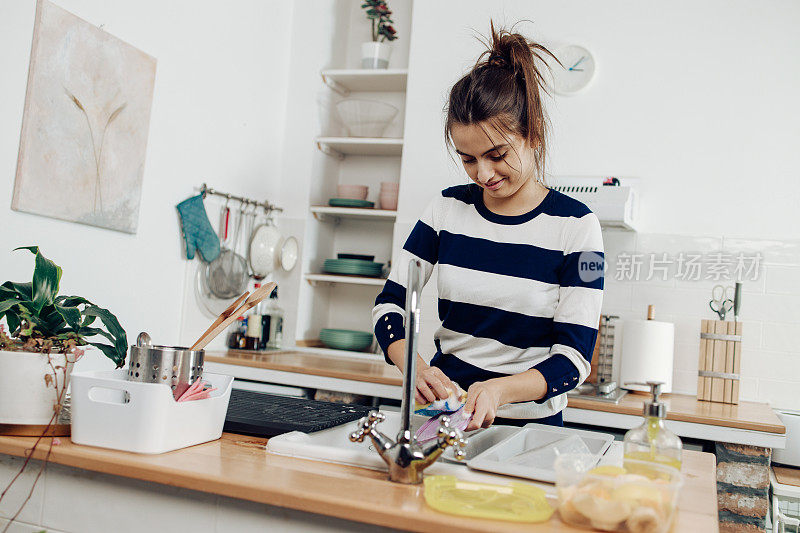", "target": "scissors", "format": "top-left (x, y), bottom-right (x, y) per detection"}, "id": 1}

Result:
top-left (709, 284), bottom-right (734, 320)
